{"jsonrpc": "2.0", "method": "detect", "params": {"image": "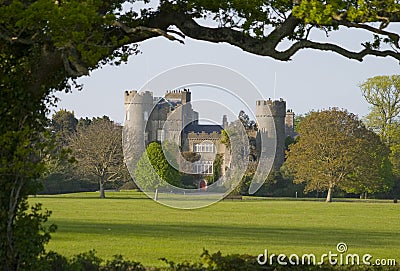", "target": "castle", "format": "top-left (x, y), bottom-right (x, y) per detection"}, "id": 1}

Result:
top-left (124, 89), bottom-right (295, 180)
